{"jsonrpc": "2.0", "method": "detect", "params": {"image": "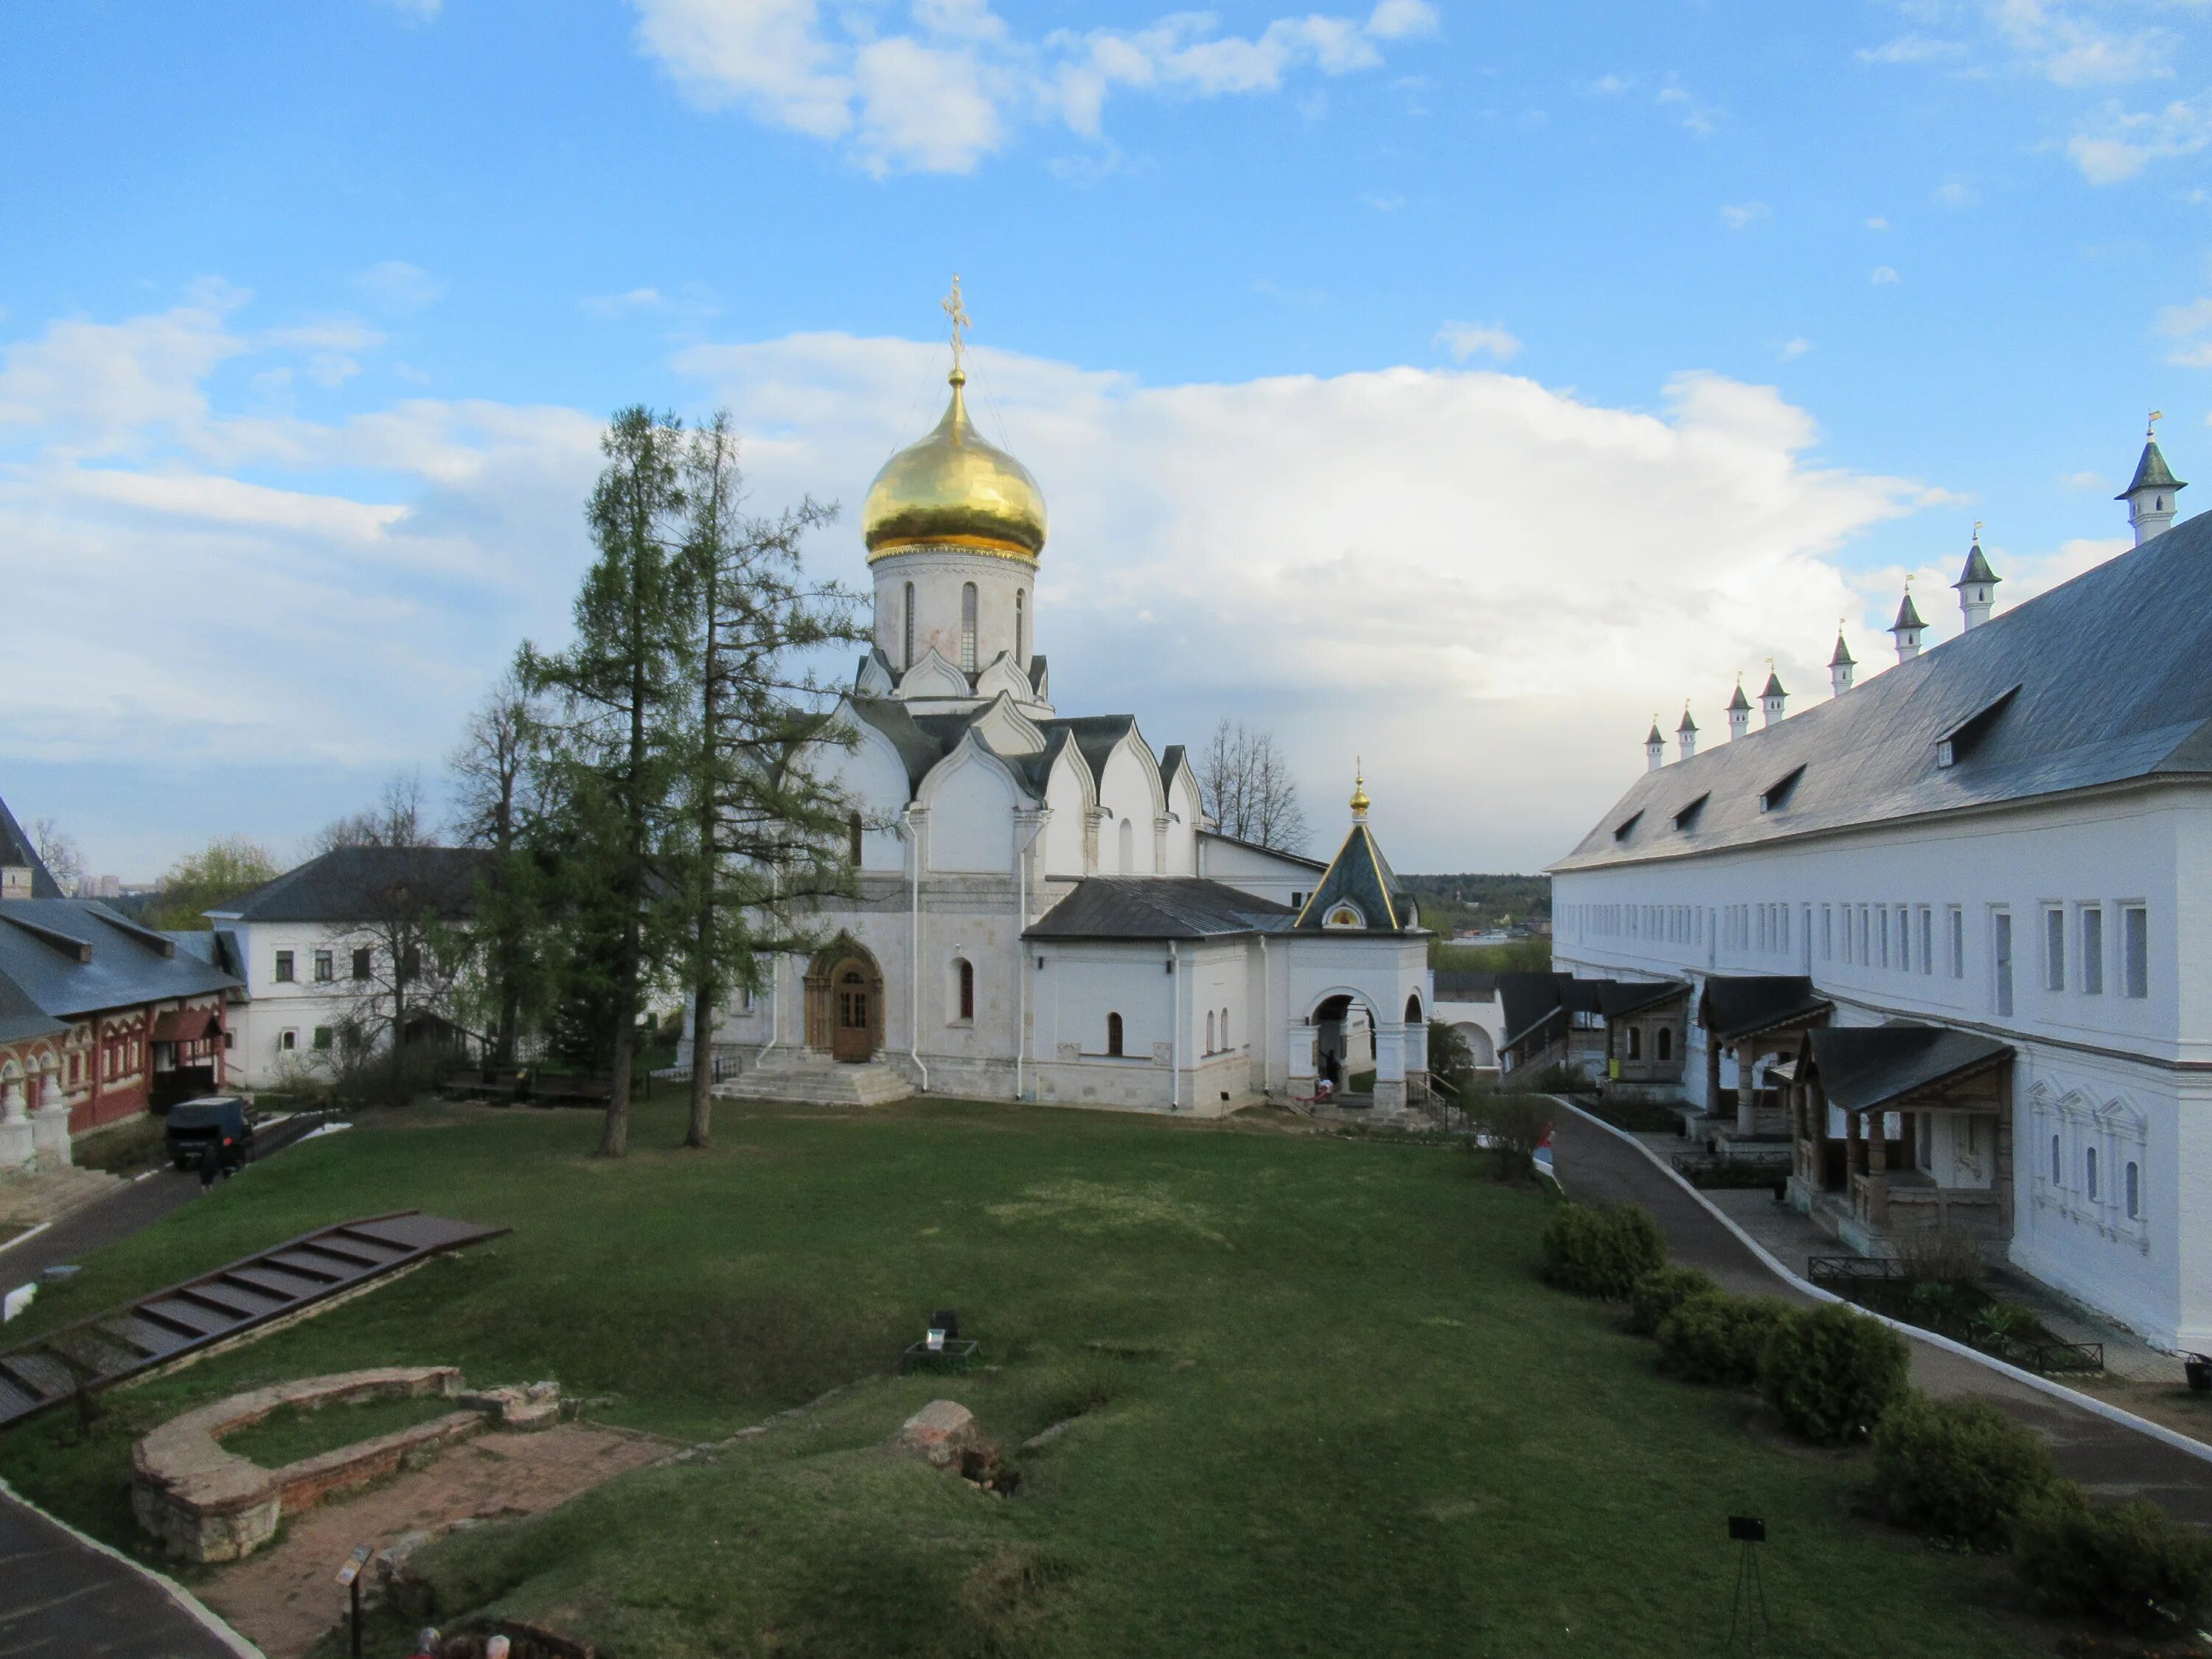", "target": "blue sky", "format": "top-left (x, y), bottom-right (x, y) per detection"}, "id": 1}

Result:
top-left (4, 0), bottom-right (2210, 877)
